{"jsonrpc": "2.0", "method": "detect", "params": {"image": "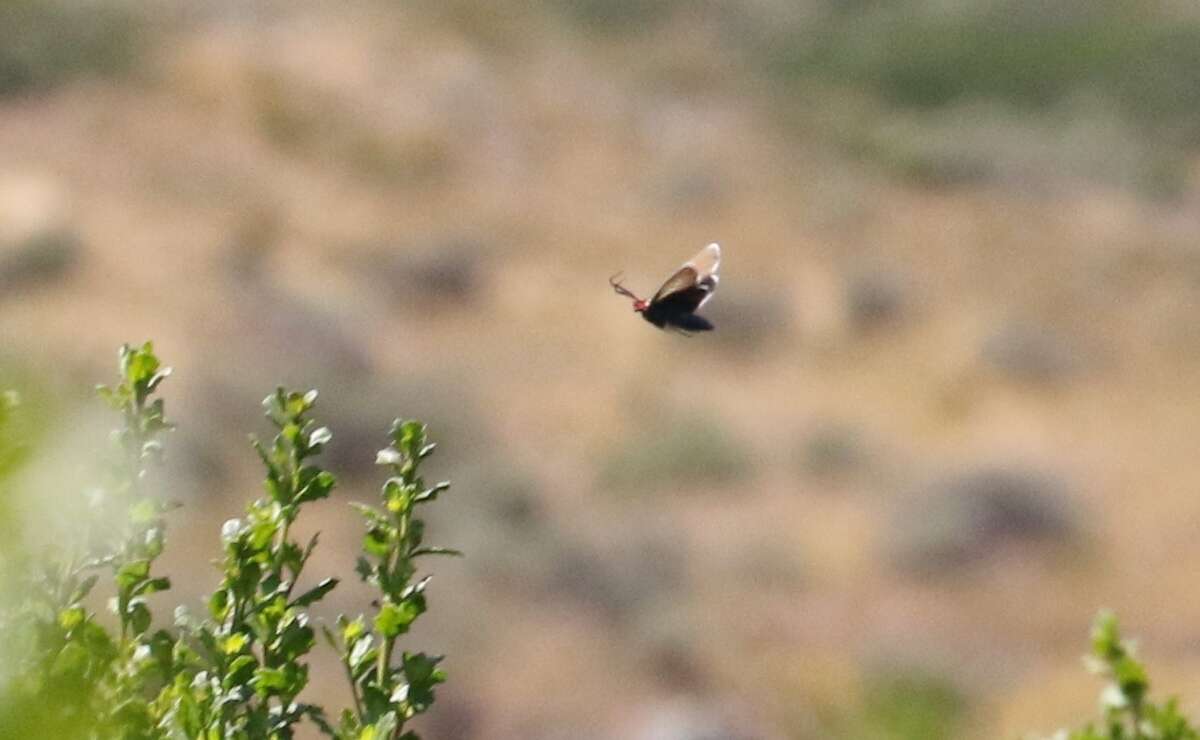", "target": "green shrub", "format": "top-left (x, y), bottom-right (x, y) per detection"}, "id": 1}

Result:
top-left (0, 342), bottom-right (460, 739)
